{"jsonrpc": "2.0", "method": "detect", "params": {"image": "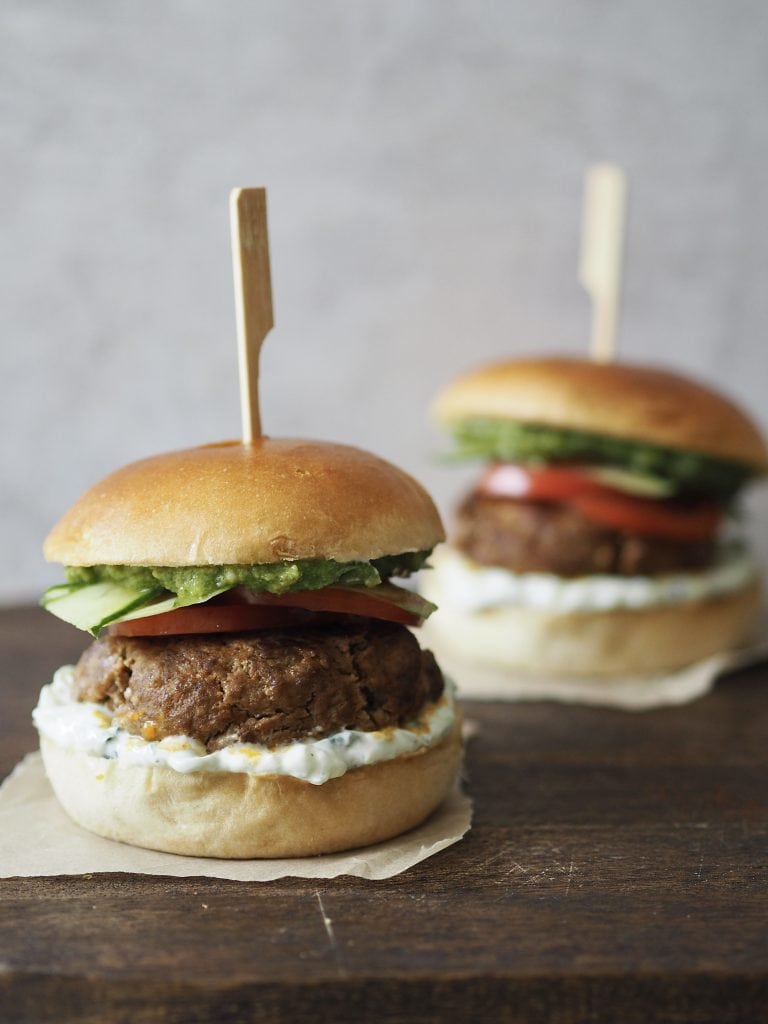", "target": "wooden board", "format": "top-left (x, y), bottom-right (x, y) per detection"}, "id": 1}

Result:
top-left (1, 606), bottom-right (766, 1023)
